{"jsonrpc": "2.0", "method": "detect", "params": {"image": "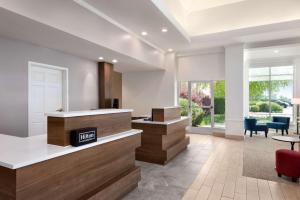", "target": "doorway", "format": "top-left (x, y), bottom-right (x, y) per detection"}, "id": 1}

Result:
top-left (28, 62), bottom-right (69, 136)
top-left (179, 80), bottom-right (225, 134)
